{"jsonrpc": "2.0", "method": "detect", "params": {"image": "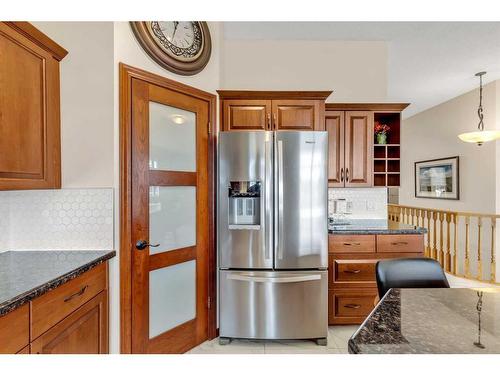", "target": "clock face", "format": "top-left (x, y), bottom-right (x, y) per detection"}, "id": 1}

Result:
top-left (148, 21), bottom-right (204, 62)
